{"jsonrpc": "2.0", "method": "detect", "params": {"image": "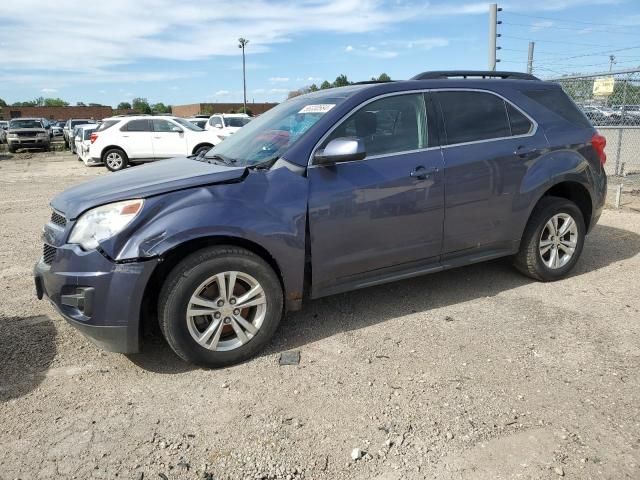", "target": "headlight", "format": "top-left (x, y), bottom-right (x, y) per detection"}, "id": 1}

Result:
top-left (69, 199), bottom-right (144, 250)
